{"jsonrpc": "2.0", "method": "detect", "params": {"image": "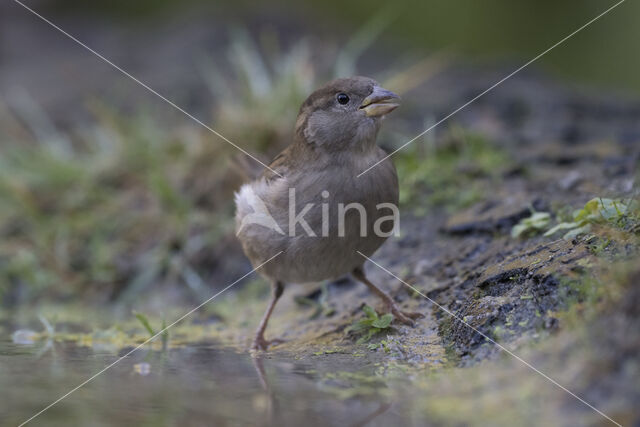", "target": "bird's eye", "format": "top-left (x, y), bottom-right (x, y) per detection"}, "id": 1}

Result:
top-left (336, 93), bottom-right (350, 105)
